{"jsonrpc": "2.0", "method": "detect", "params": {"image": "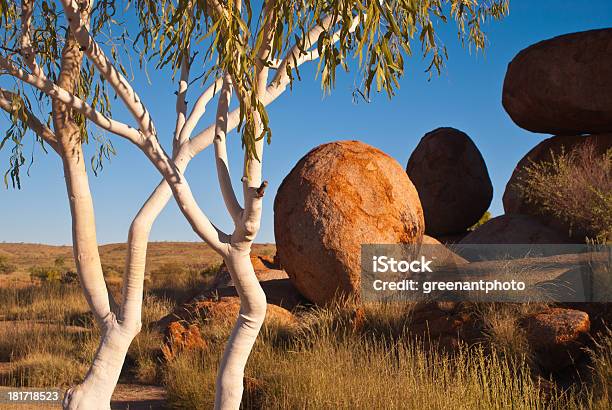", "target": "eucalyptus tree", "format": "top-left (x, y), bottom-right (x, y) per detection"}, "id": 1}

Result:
top-left (0, 1), bottom-right (509, 409)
